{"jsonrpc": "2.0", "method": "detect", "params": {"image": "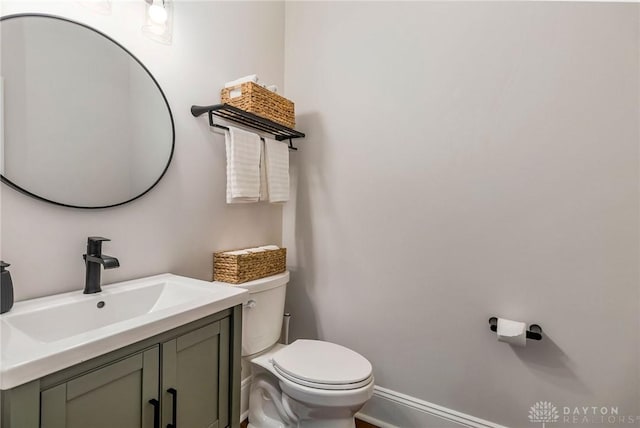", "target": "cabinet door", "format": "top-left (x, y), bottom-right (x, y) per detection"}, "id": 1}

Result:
top-left (162, 317), bottom-right (230, 428)
top-left (40, 346), bottom-right (160, 428)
